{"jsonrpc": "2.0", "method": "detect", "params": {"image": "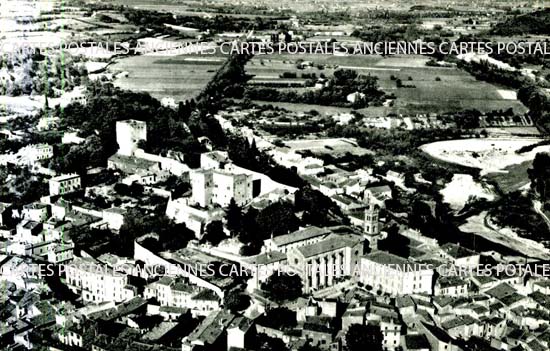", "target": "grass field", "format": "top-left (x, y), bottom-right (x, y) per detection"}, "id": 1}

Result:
top-left (283, 137), bottom-right (371, 157)
top-left (485, 160), bottom-right (532, 193)
top-left (110, 53), bottom-right (226, 101)
top-left (246, 54), bottom-right (528, 116)
top-left (110, 51), bottom-right (529, 111)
